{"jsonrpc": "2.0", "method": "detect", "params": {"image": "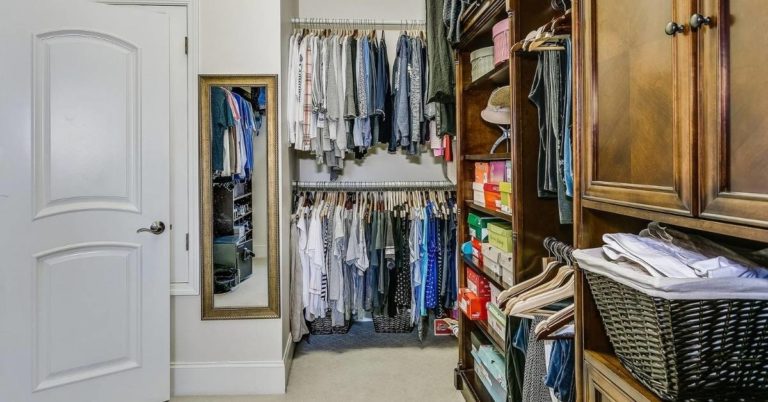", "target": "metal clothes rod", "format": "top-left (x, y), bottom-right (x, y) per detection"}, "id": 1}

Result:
top-left (292, 181), bottom-right (455, 191)
top-left (290, 18), bottom-right (426, 29)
